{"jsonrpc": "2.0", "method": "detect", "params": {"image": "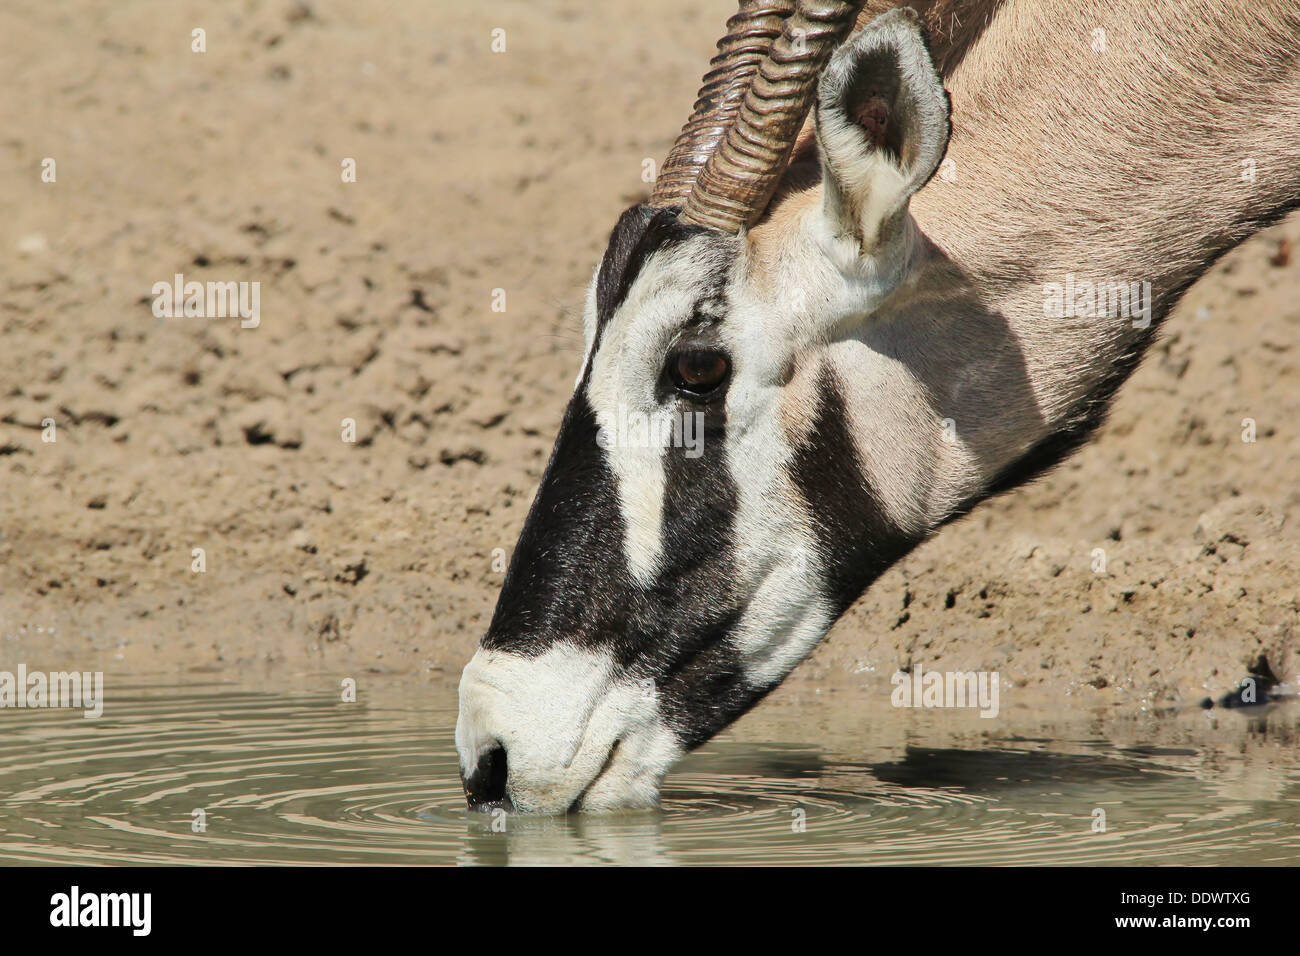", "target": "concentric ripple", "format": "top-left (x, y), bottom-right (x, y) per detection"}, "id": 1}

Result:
top-left (0, 683), bottom-right (1296, 865)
